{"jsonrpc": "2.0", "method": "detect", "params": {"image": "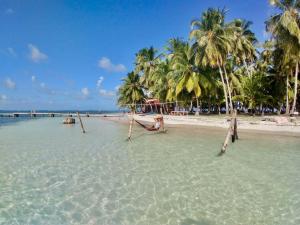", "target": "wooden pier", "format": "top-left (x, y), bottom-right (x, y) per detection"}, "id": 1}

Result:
top-left (0, 112), bottom-right (66, 118)
top-left (0, 112), bottom-right (124, 118)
